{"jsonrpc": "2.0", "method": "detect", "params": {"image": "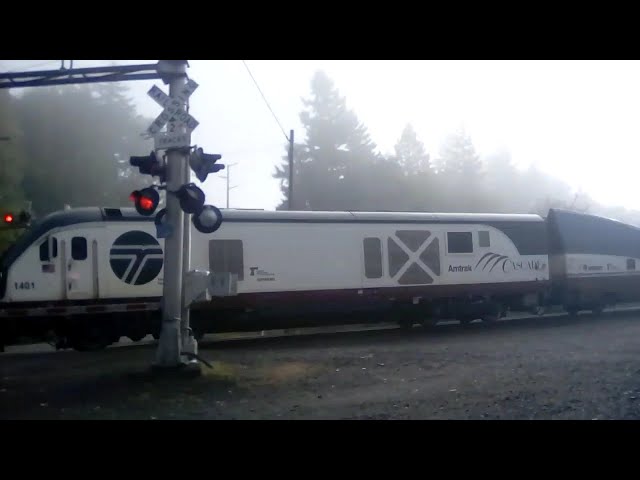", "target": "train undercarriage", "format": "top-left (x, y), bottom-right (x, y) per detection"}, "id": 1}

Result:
top-left (0, 285), bottom-right (623, 353)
